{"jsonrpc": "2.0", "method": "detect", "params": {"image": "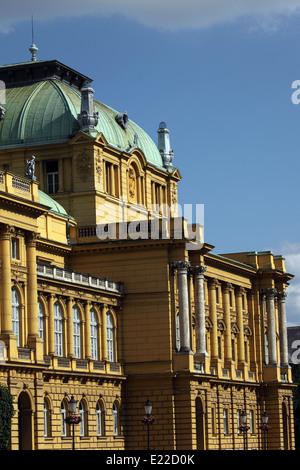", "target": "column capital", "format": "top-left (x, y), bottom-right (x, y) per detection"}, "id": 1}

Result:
top-left (208, 277), bottom-right (220, 289)
top-left (172, 260), bottom-right (191, 272)
top-left (262, 288), bottom-right (277, 299)
top-left (0, 224), bottom-right (12, 239)
top-left (25, 231), bottom-right (39, 246)
top-left (191, 265), bottom-right (207, 277)
top-left (235, 286), bottom-right (246, 296)
top-left (277, 291), bottom-right (287, 300)
top-left (222, 282), bottom-right (233, 293)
